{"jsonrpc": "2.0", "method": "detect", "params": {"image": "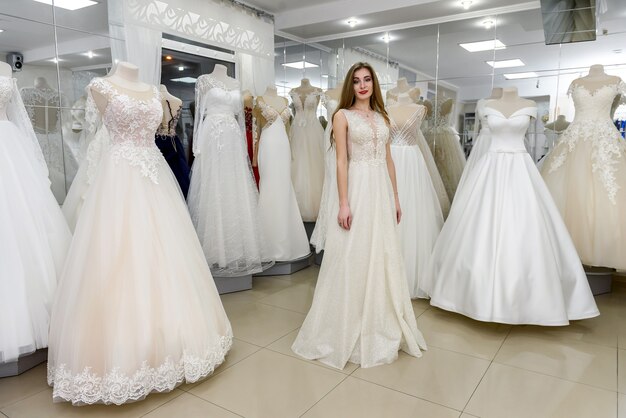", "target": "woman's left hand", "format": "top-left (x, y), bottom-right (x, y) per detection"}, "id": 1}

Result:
top-left (395, 197), bottom-right (402, 224)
